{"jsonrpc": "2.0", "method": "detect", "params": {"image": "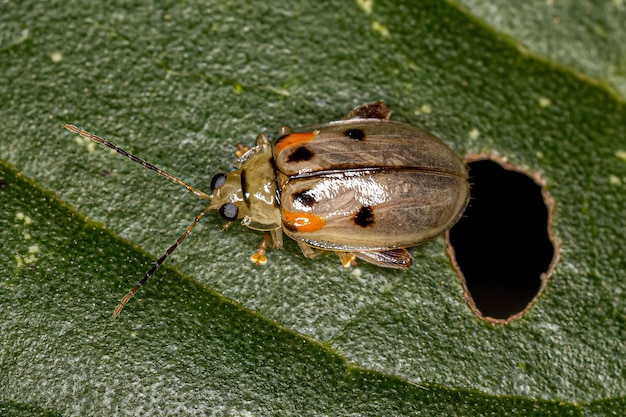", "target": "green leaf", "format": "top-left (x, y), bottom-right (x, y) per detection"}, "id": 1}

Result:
top-left (1, 0), bottom-right (624, 415)
top-left (455, 0), bottom-right (626, 98)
